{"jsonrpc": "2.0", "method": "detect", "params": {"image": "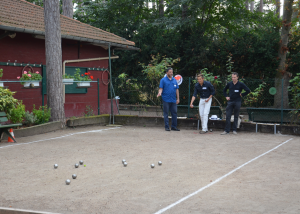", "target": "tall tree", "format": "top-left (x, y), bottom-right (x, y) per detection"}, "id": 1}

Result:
top-left (62, 0), bottom-right (73, 18)
top-left (250, 1), bottom-right (254, 12)
top-left (275, 0), bottom-right (280, 18)
top-left (43, 0), bottom-right (65, 124)
top-left (245, 0), bottom-right (249, 10)
top-left (274, 0), bottom-right (295, 108)
top-left (259, 0), bottom-right (263, 12)
top-left (159, 0), bottom-right (164, 17)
